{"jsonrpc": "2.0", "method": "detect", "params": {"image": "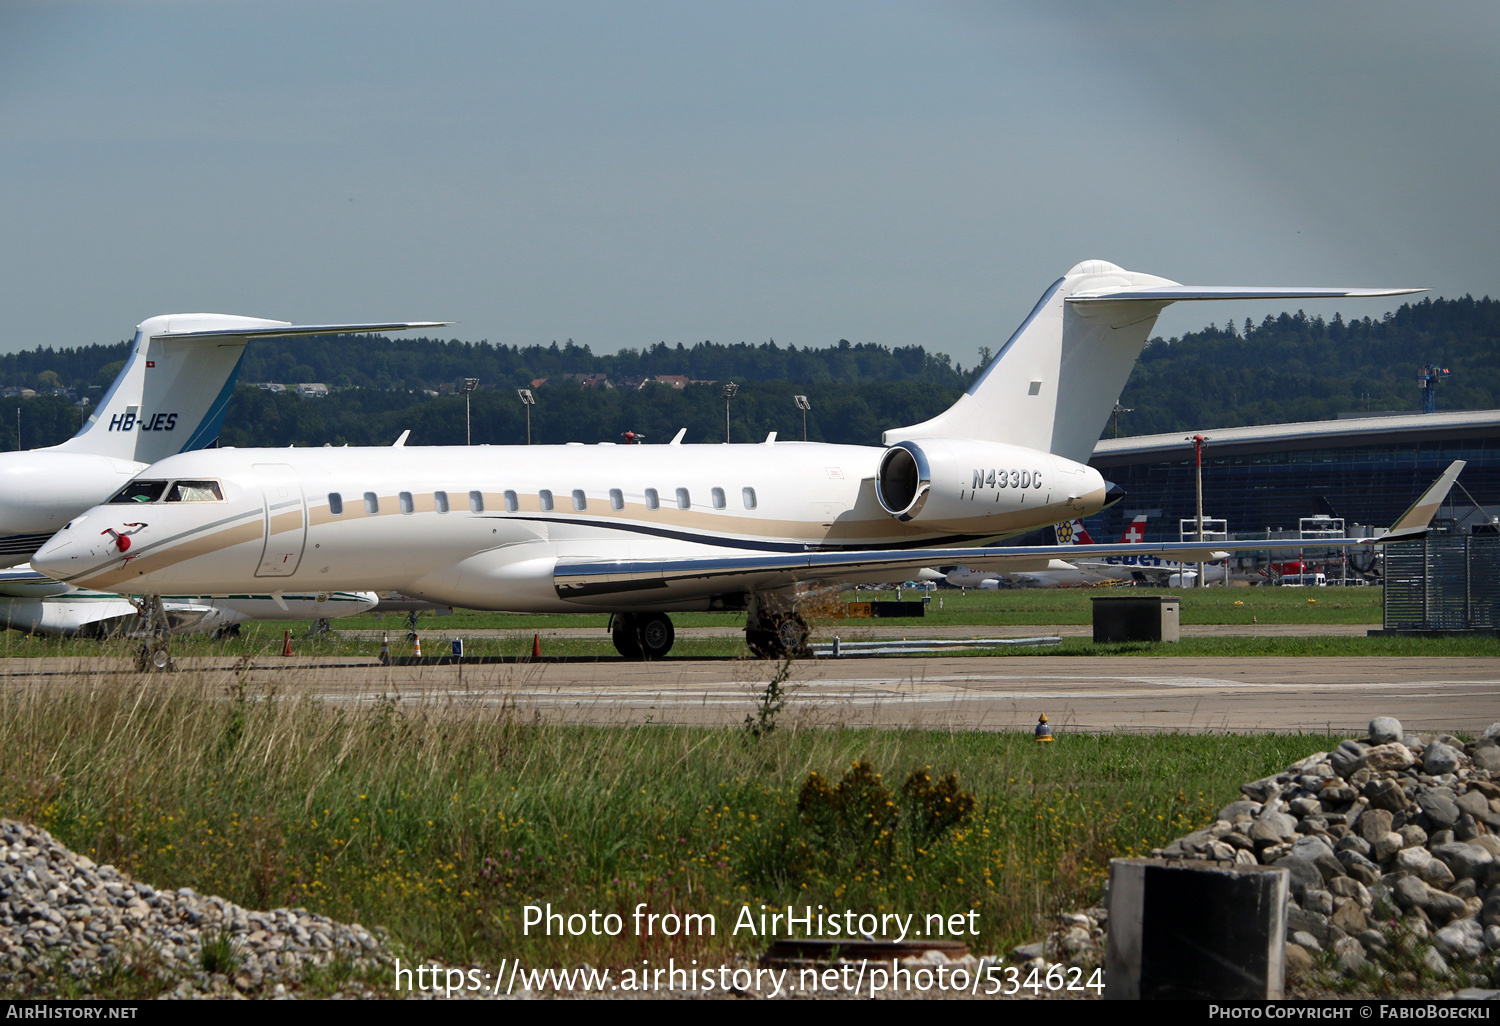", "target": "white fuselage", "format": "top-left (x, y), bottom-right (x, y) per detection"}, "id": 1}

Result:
top-left (33, 440), bottom-right (1109, 612)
